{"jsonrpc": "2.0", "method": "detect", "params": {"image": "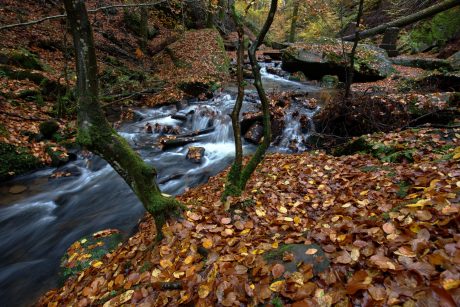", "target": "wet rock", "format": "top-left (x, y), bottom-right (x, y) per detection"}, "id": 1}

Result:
top-left (263, 50), bottom-right (282, 61)
top-left (244, 122), bottom-right (264, 144)
top-left (300, 114), bottom-right (312, 133)
top-left (50, 165), bottom-right (82, 179)
top-left (282, 39), bottom-right (393, 81)
top-left (264, 244), bottom-right (330, 274)
top-left (186, 146), bottom-right (205, 163)
top-left (271, 41), bottom-right (290, 50)
top-left (241, 112), bottom-right (263, 135)
top-left (46, 147), bottom-right (69, 167)
top-left (39, 120), bottom-right (60, 140)
top-left (243, 69), bottom-right (254, 79)
top-left (171, 113), bottom-right (188, 121)
top-left (391, 56), bottom-right (454, 71)
top-left (9, 185), bottom-right (27, 194)
top-left (145, 123), bottom-right (153, 133)
top-left (448, 51), bottom-right (460, 71)
top-left (266, 66), bottom-right (288, 78)
top-left (321, 75), bottom-right (339, 88)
